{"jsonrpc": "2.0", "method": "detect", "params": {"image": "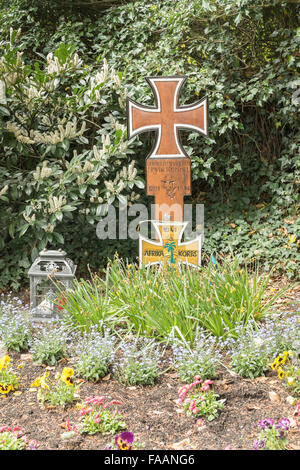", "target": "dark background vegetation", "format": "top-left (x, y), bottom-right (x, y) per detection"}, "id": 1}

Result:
top-left (0, 0), bottom-right (299, 289)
